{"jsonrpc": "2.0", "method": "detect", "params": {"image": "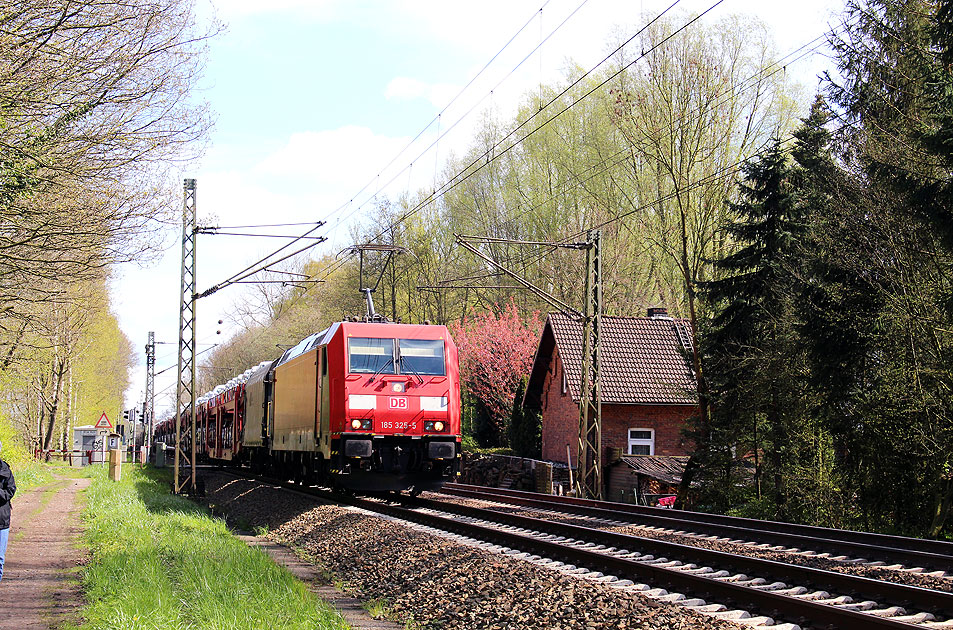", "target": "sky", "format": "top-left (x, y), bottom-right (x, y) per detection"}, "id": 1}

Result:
top-left (112, 0), bottom-right (845, 418)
